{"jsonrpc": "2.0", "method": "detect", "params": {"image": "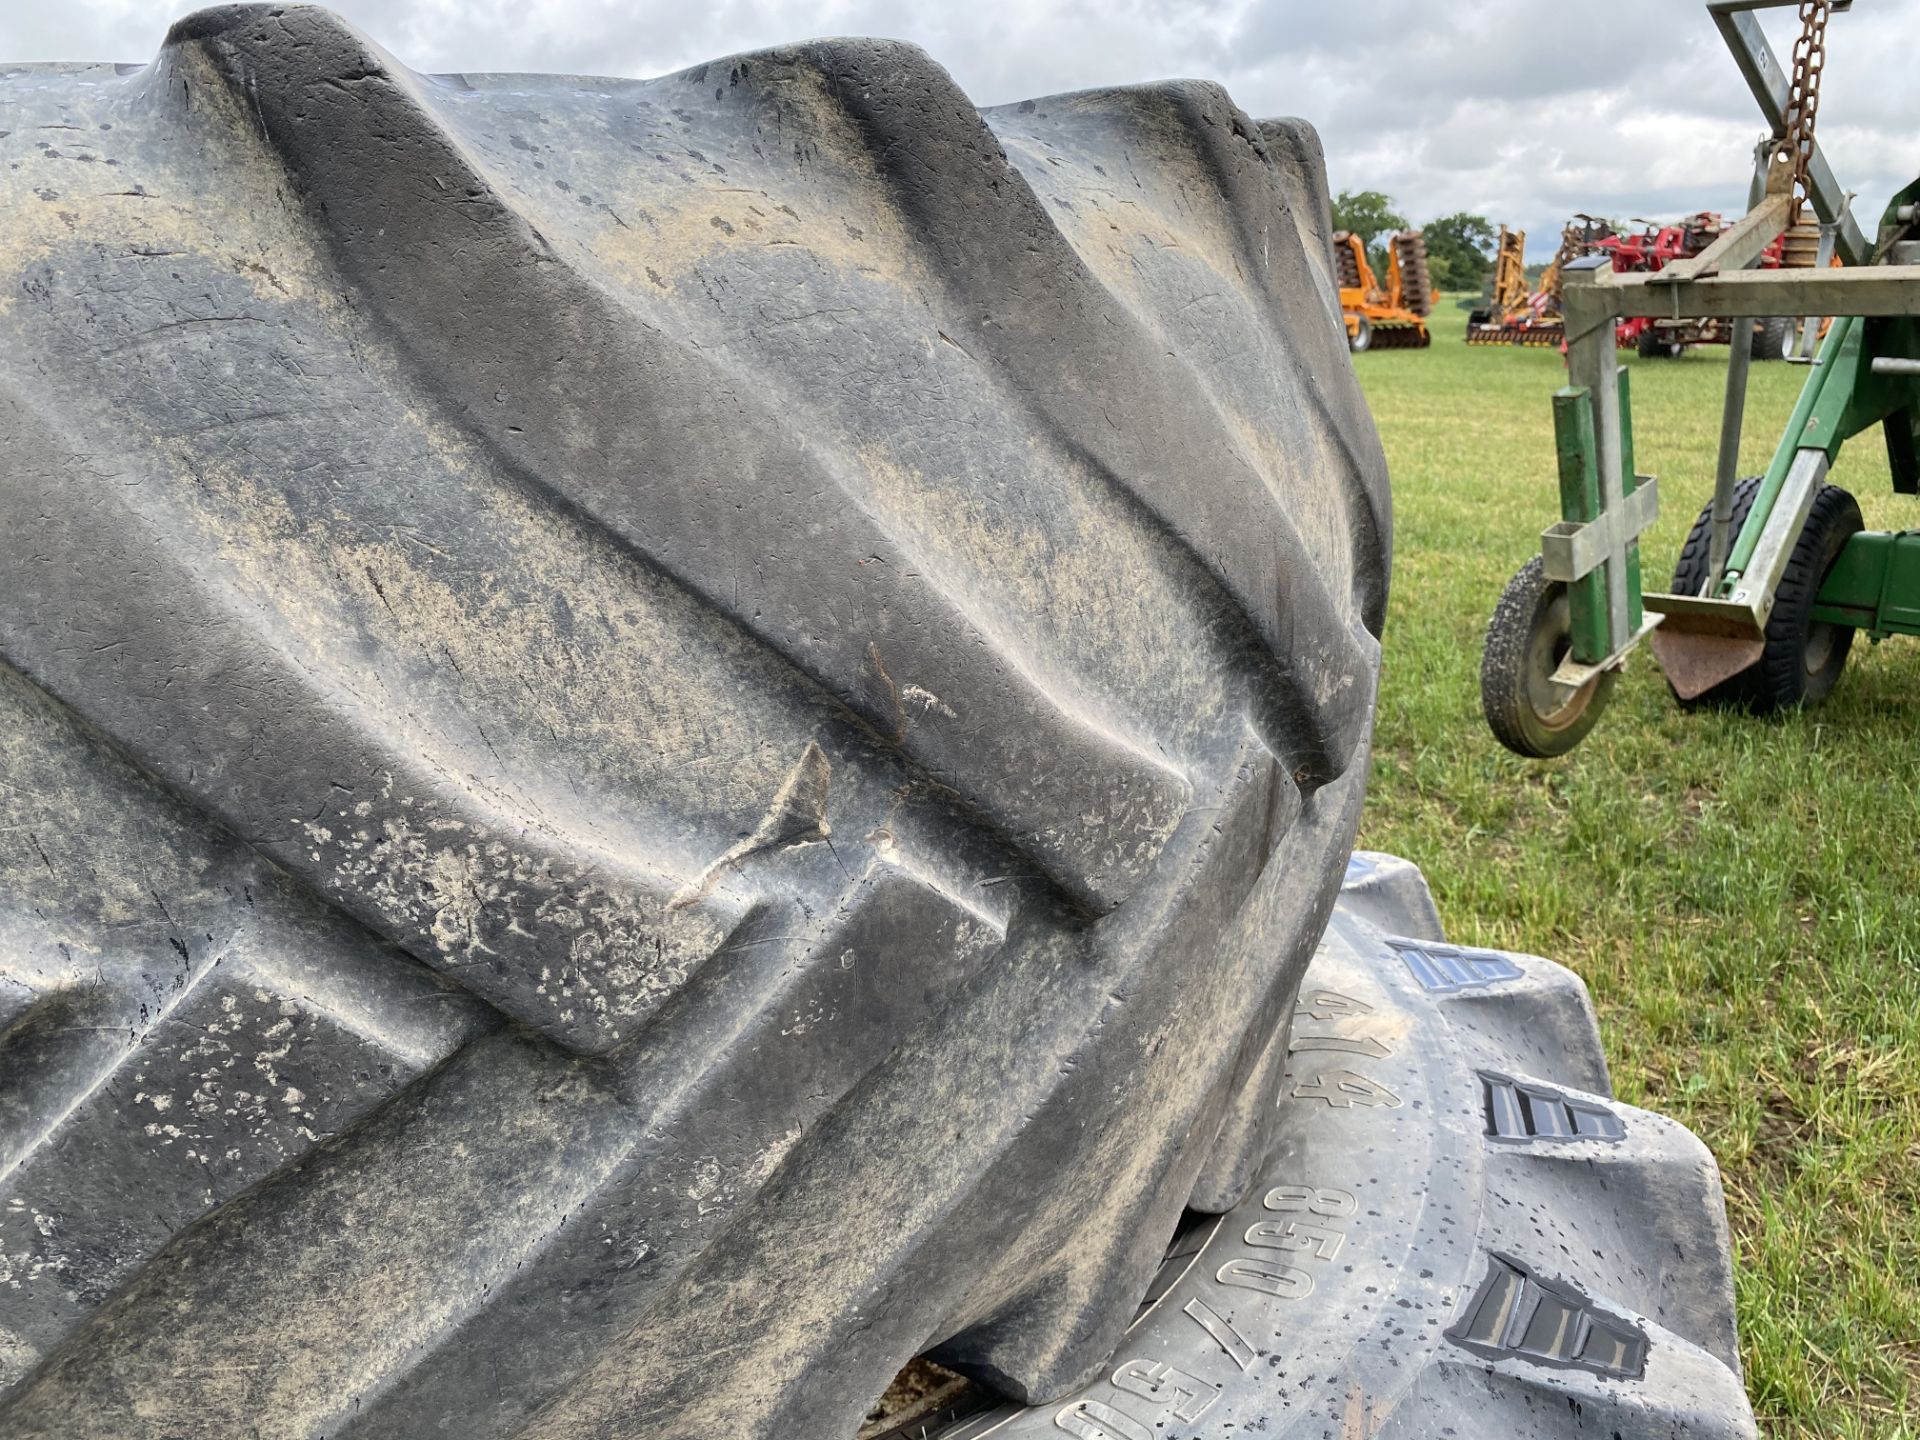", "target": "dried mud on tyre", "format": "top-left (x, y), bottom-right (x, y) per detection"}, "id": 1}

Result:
top-left (0, 8), bottom-right (1389, 1440)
